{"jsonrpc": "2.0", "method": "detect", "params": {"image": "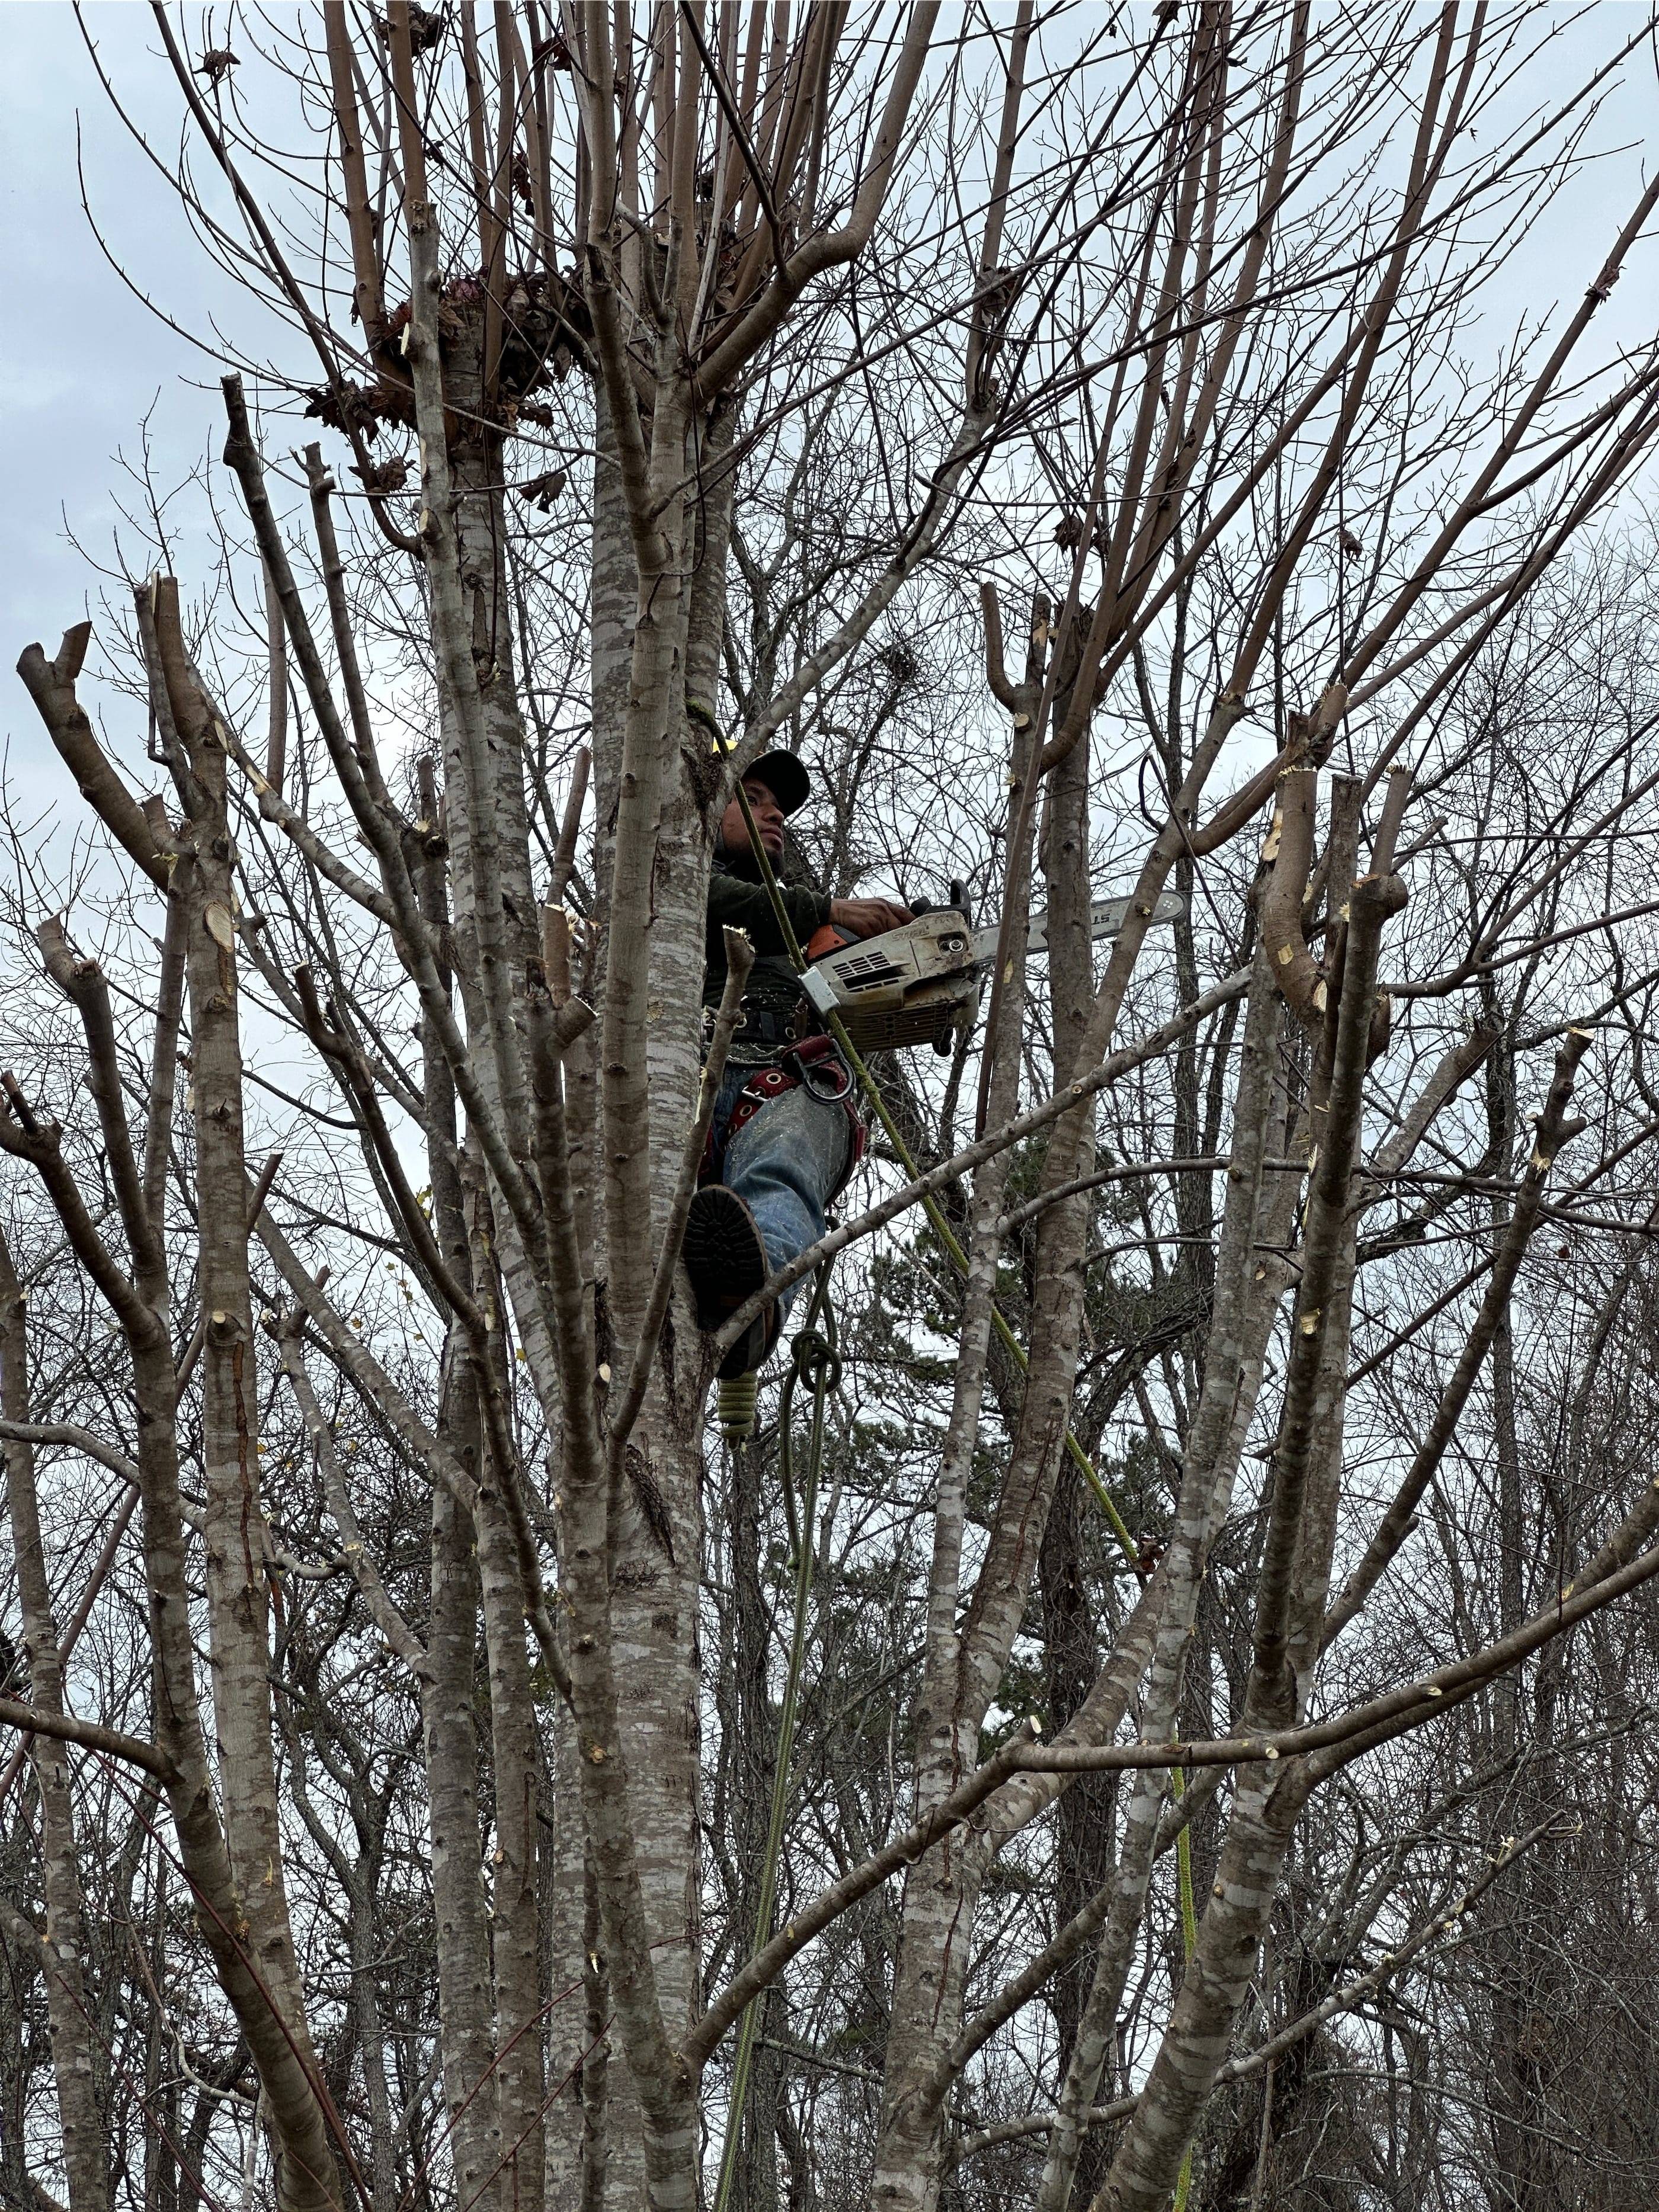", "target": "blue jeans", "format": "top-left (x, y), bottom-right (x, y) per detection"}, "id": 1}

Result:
top-left (712, 1065), bottom-right (853, 1323)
